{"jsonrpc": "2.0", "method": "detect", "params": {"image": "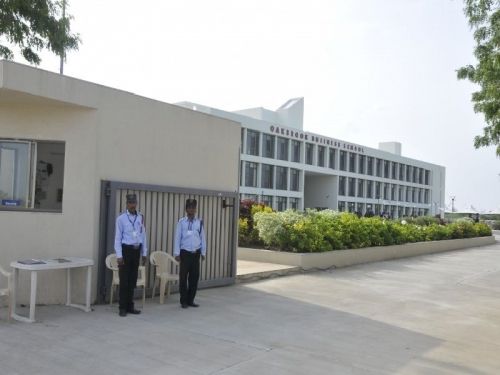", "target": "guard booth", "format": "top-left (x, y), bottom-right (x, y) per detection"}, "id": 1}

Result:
top-left (97, 181), bottom-right (239, 304)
